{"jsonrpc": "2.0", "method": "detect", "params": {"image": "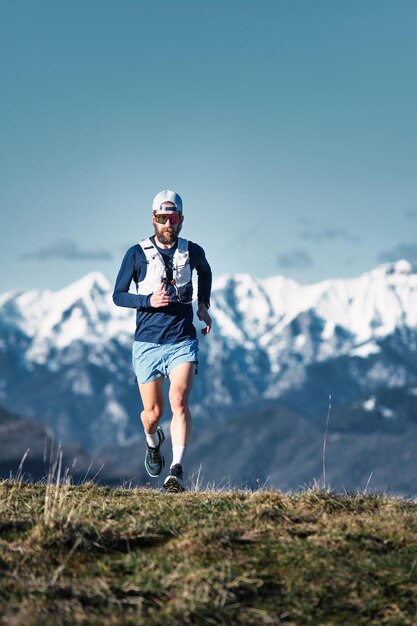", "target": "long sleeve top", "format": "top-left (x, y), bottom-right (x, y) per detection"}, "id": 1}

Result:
top-left (113, 236), bottom-right (212, 344)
